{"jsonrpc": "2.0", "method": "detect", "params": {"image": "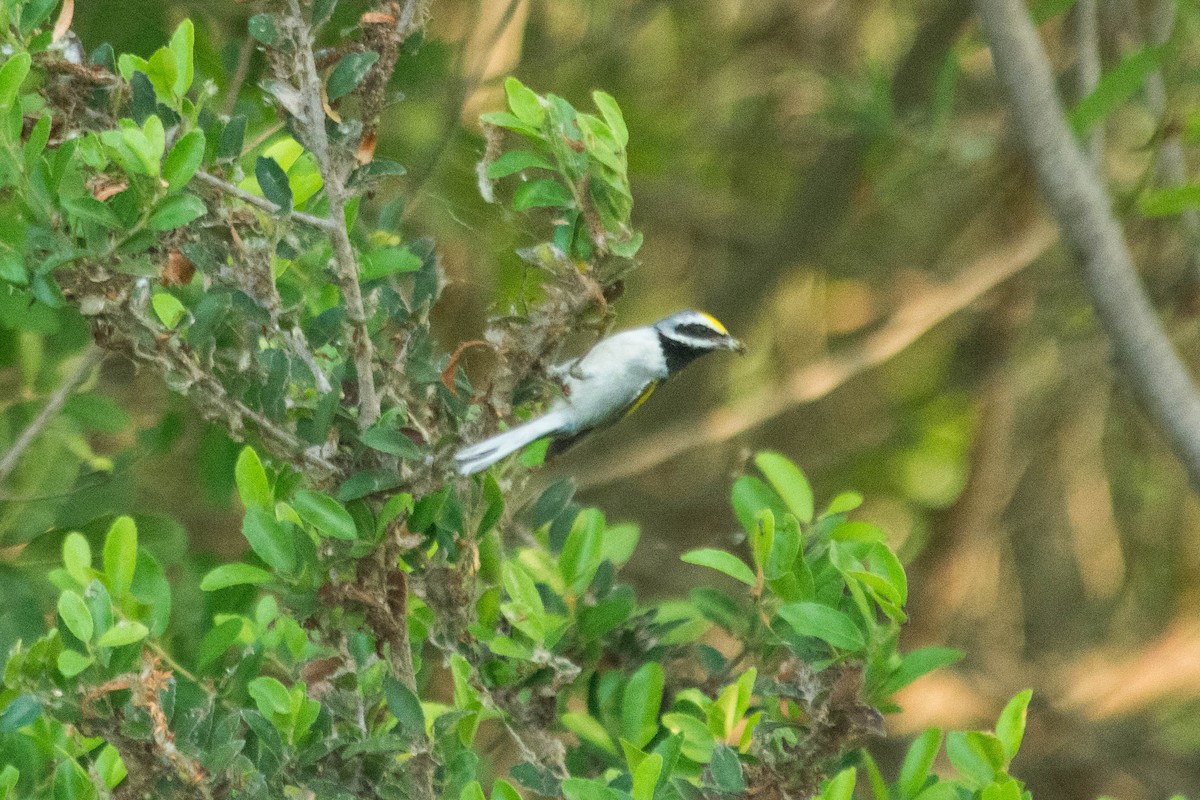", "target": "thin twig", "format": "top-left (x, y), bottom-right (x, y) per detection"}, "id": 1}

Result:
top-left (574, 222), bottom-right (1059, 489)
top-left (194, 169), bottom-right (338, 232)
top-left (283, 0), bottom-right (381, 428)
top-left (0, 347), bottom-right (104, 490)
top-left (974, 0), bottom-right (1200, 494)
top-left (1074, 0), bottom-right (1104, 166)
